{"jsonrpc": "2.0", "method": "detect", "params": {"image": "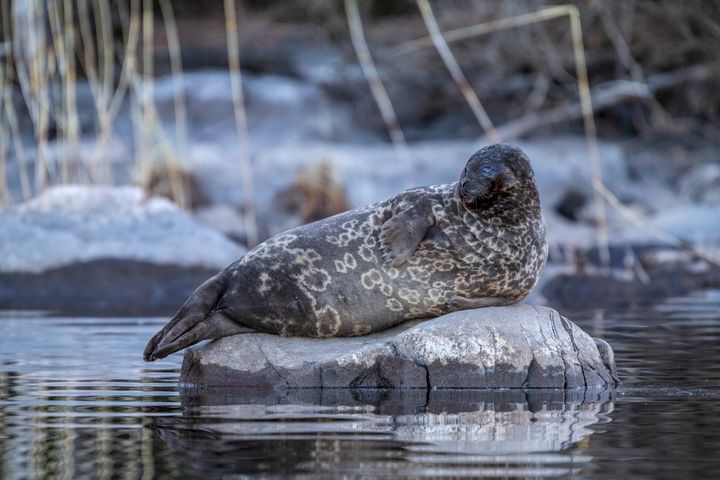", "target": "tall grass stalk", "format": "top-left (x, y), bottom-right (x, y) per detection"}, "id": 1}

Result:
top-left (390, 6), bottom-right (572, 56)
top-left (47, 0), bottom-right (80, 184)
top-left (78, 0), bottom-right (117, 184)
top-left (224, 0), bottom-right (258, 247)
top-left (13, 1), bottom-right (52, 191)
top-left (159, 0), bottom-right (189, 208)
top-left (158, 0), bottom-right (187, 148)
top-left (416, 0), bottom-right (500, 144)
top-left (345, 0), bottom-right (412, 182)
top-left (1, 1), bottom-right (29, 200)
top-left (109, 0), bottom-right (139, 127)
top-left (399, 4), bottom-right (720, 267)
top-left (95, 0), bottom-right (116, 184)
top-left (0, 112), bottom-right (8, 207)
top-left (136, 0), bottom-right (156, 186)
top-left (402, 4), bottom-right (610, 266)
top-left (567, 6), bottom-right (610, 267)
top-left (106, 0), bottom-right (140, 185)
